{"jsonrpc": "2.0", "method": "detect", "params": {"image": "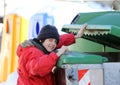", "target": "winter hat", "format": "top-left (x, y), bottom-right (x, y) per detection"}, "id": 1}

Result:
top-left (37, 25), bottom-right (60, 44)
